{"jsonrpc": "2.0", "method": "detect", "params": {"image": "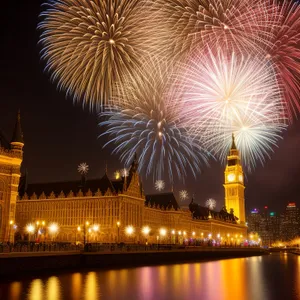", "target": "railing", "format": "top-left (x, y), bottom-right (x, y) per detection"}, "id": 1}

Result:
top-left (0, 242), bottom-right (262, 254)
